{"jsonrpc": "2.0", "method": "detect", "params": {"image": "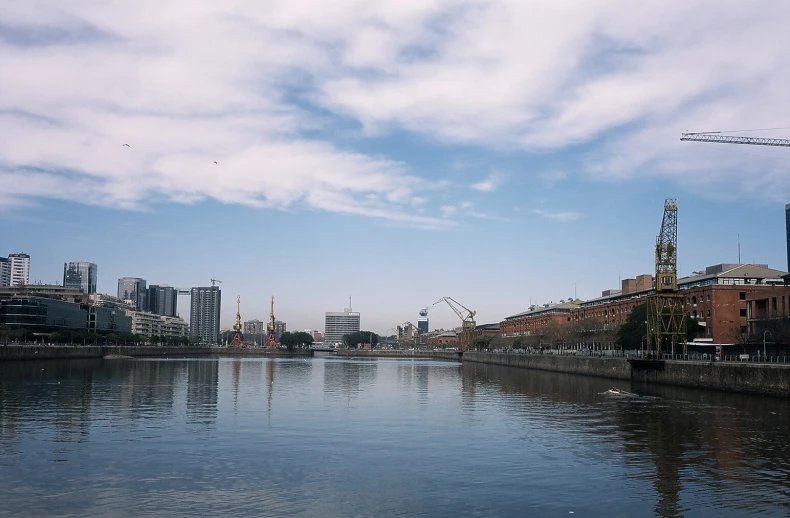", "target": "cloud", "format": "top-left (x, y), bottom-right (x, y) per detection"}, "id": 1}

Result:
top-left (2, 0), bottom-right (789, 216)
top-left (440, 205), bottom-right (456, 217)
top-left (471, 171), bottom-right (505, 192)
top-left (532, 208), bottom-right (581, 222)
top-left (539, 171), bottom-right (567, 187)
